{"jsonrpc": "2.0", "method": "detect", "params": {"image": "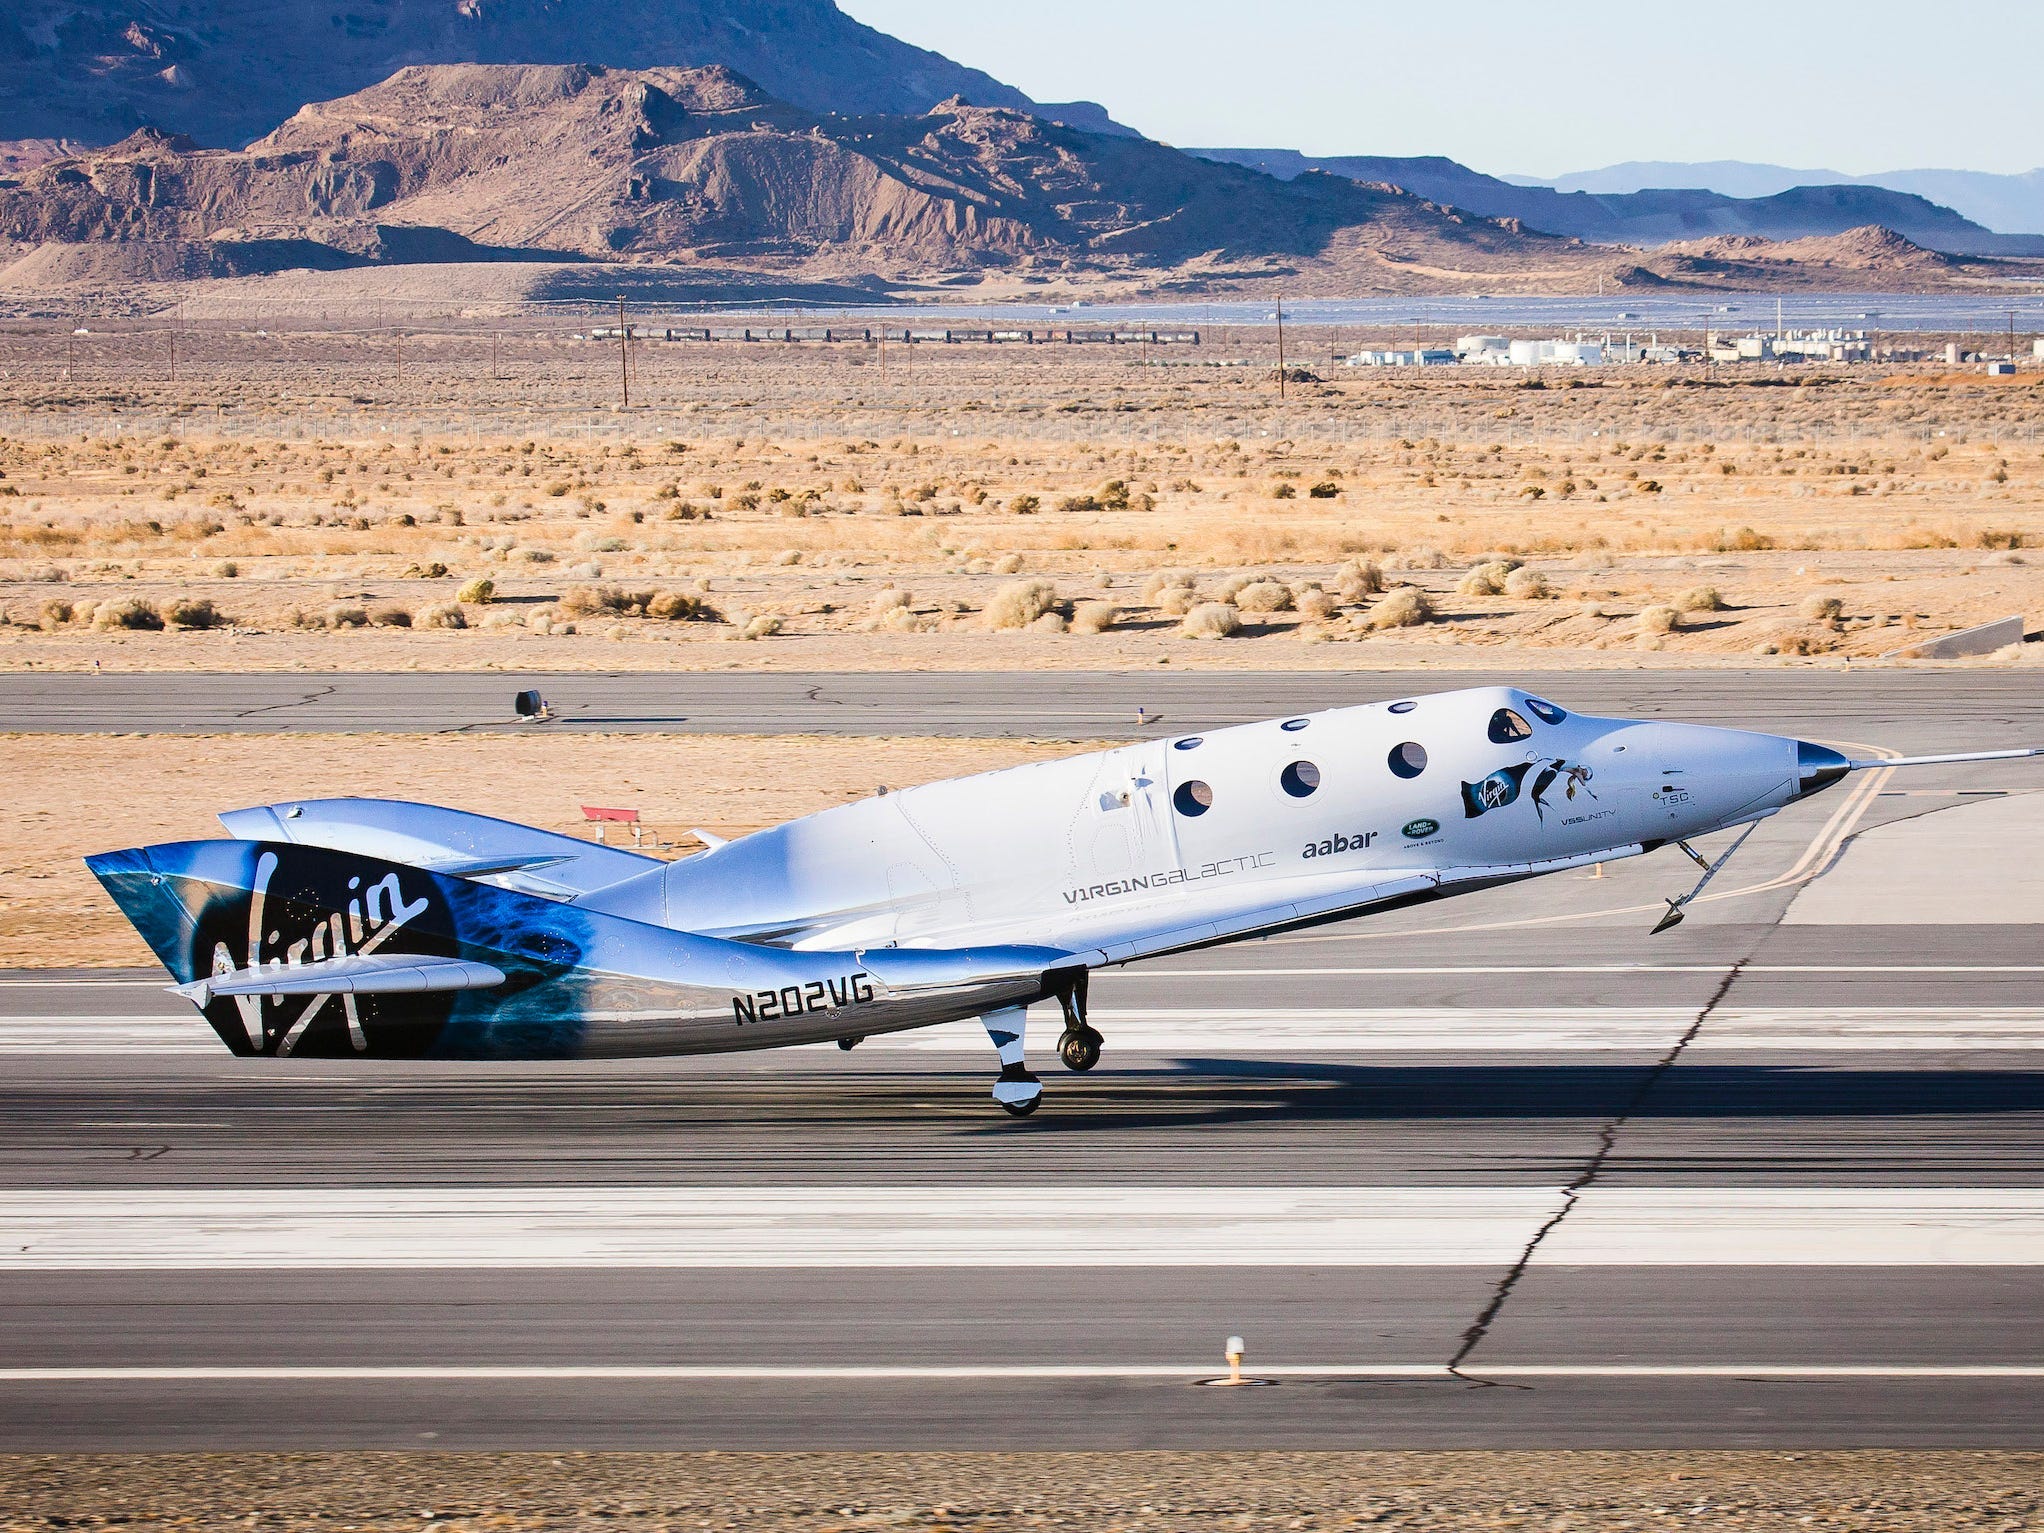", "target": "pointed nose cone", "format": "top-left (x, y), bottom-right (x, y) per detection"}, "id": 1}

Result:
top-left (1795, 741), bottom-right (1851, 799)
